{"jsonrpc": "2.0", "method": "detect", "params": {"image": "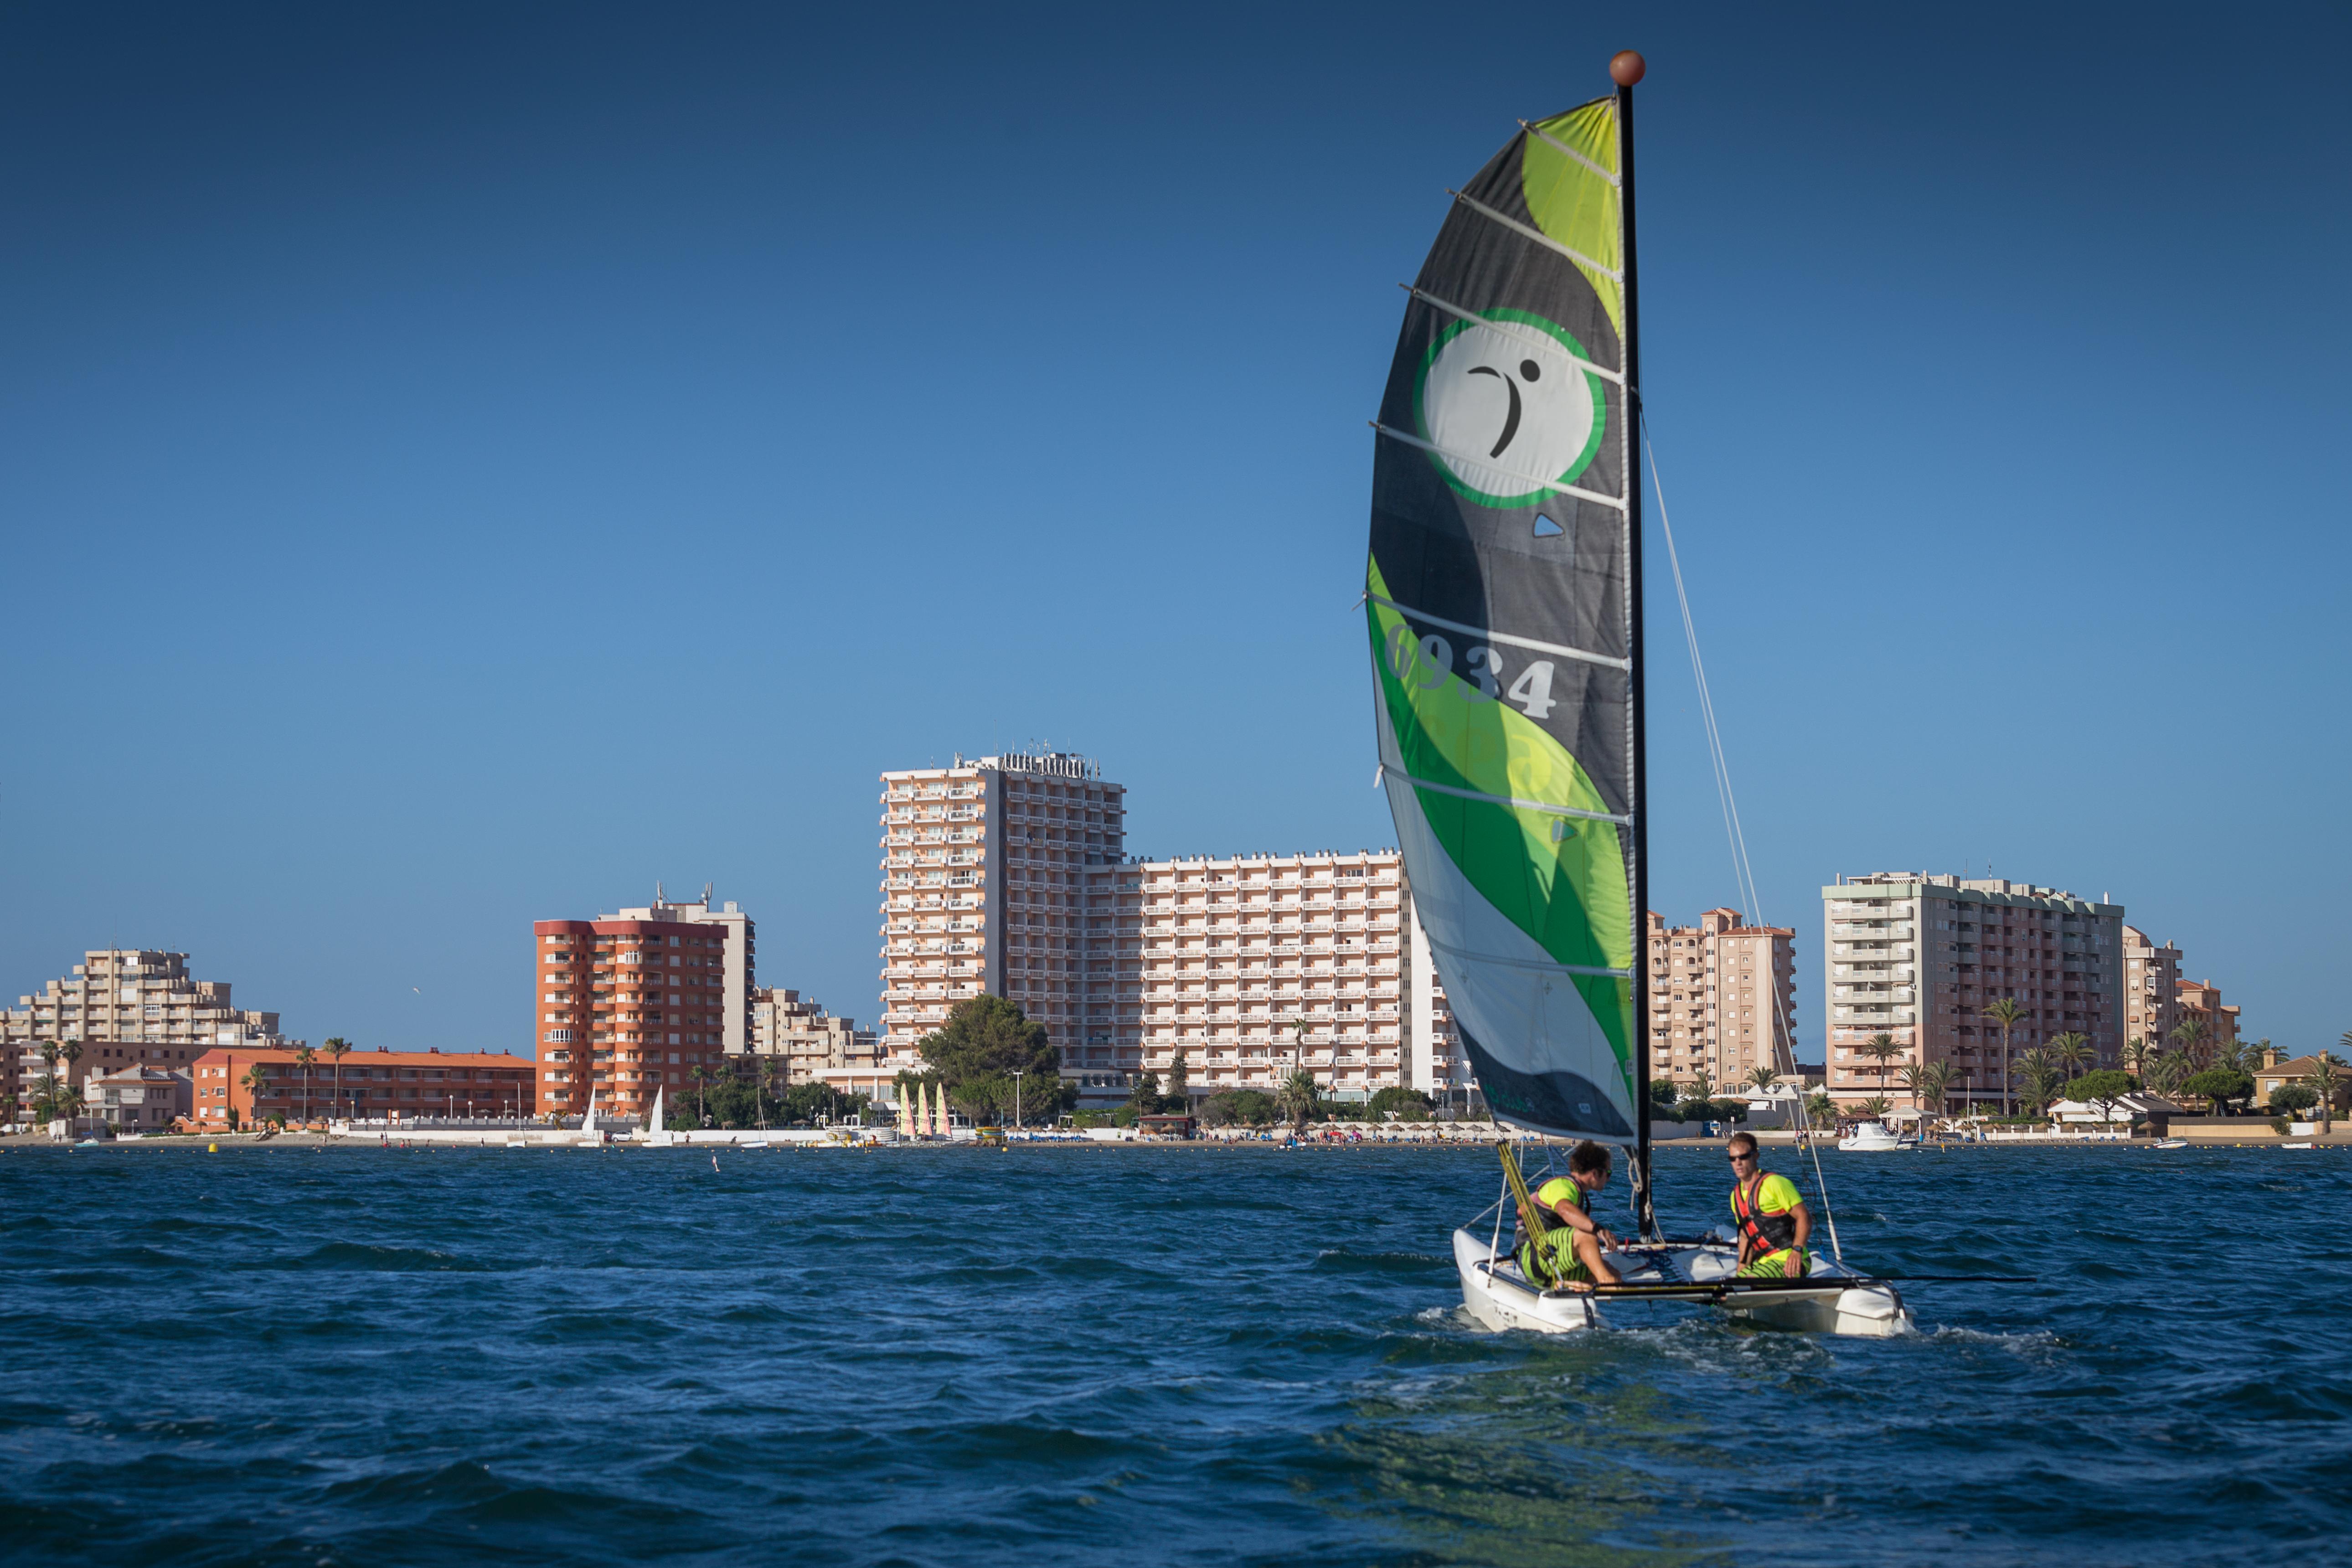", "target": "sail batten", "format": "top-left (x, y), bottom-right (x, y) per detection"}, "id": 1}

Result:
top-left (1366, 85), bottom-right (1645, 1149)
